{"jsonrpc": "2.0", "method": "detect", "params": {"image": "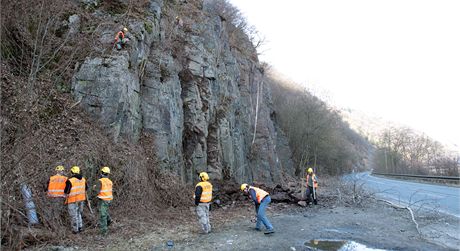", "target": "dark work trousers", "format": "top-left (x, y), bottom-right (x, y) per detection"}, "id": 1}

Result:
top-left (306, 185), bottom-right (318, 205)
